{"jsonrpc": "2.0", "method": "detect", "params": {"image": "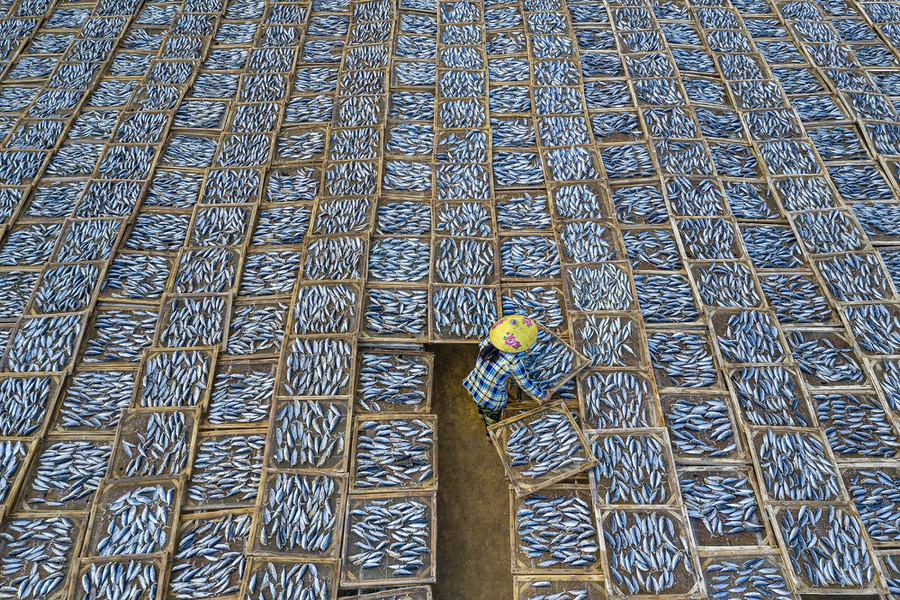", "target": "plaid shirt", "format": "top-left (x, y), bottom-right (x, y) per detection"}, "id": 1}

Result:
top-left (464, 339), bottom-right (546, 411)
